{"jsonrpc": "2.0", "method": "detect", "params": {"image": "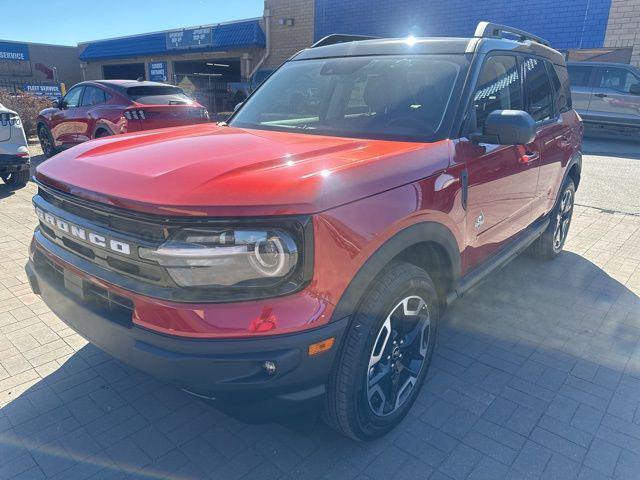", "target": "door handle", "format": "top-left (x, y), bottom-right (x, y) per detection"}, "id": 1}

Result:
top-left (594, 93), bottom-right (607, 98)
top-left (519, 151), bottom-right (539, 165)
